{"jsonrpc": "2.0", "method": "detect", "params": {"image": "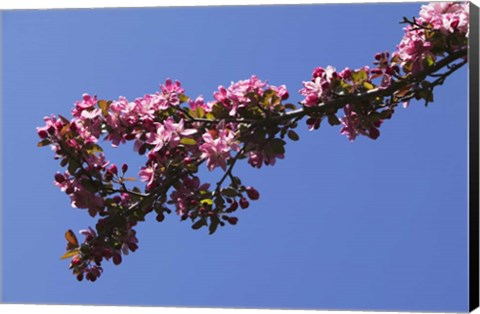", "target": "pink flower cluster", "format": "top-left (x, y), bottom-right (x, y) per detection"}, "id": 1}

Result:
top-left (37, 2), bottom-right (468, 282)
top-left (214, 75), bottom-right (288, 116)
top-left (300, 2), bottom-right (468, 141)
top-left (54, 172), bottom-right (105, 217)
top-left (339, 105), bottom-right (383, 142)
top-left (419, 2), bottom-right (469, 36)
top-left (394, 2), bottom-right (469, 74)
top-left (200, 129), bottom-right (239, 171)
